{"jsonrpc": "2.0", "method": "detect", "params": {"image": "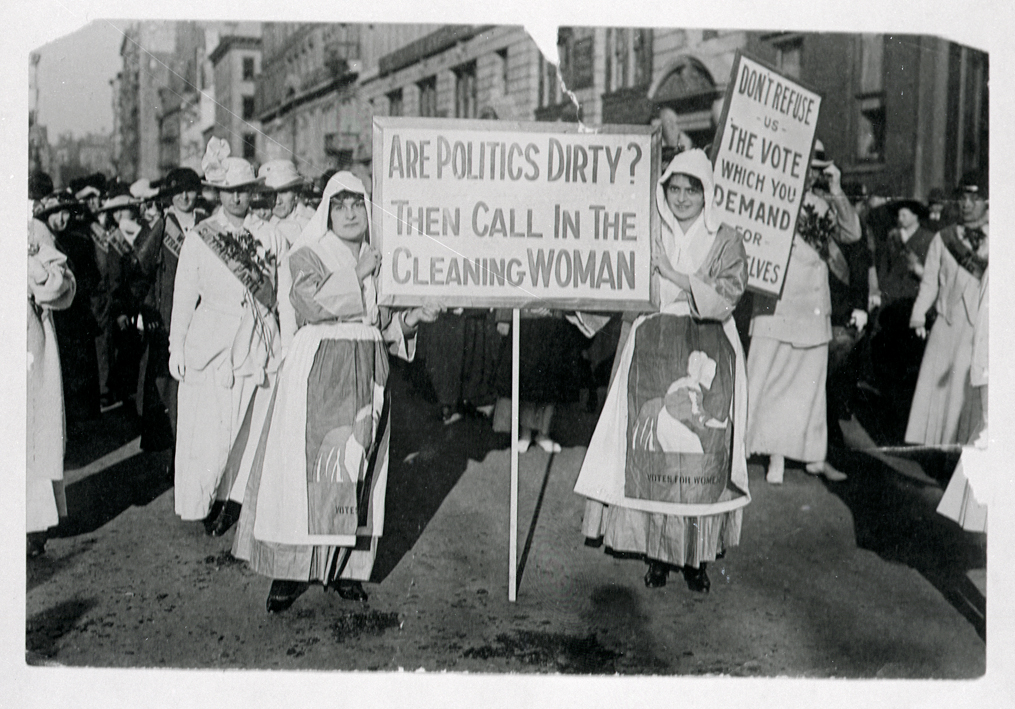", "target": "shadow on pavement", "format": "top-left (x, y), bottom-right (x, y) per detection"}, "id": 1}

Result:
top-left (65, 404), bottom-right (140, 470)
top-left (52, 449), bottom-right (172, 538)
top-left (26, 597), bottom-right (97, 662)
top-left (826, 445), bottom-right (985, 641)
top-left (372, 359), bottom-right (511, 582)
